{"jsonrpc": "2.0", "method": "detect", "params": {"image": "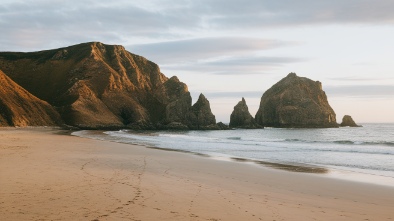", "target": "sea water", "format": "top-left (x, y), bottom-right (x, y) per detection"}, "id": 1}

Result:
top-left (72, 123), bottom-right (394, 186)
